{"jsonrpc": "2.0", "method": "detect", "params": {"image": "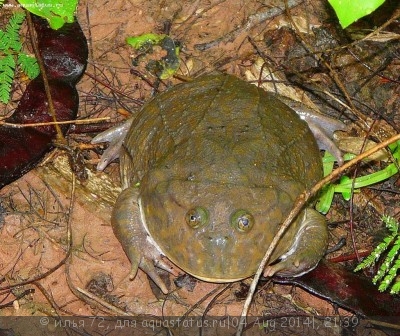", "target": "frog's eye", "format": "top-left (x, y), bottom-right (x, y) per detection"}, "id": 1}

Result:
top-left (230, 210), bottom-right (254, 232)
top-left (185, 207), bottom-right (209, 229)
